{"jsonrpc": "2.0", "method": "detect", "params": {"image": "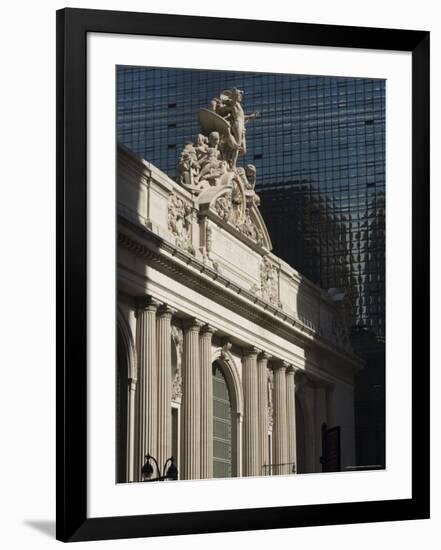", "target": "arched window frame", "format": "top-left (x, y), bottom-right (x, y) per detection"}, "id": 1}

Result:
top-left (116, 306), bottom-right (137, 482)
top-left (211, 348), bottom-right (243, 478)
